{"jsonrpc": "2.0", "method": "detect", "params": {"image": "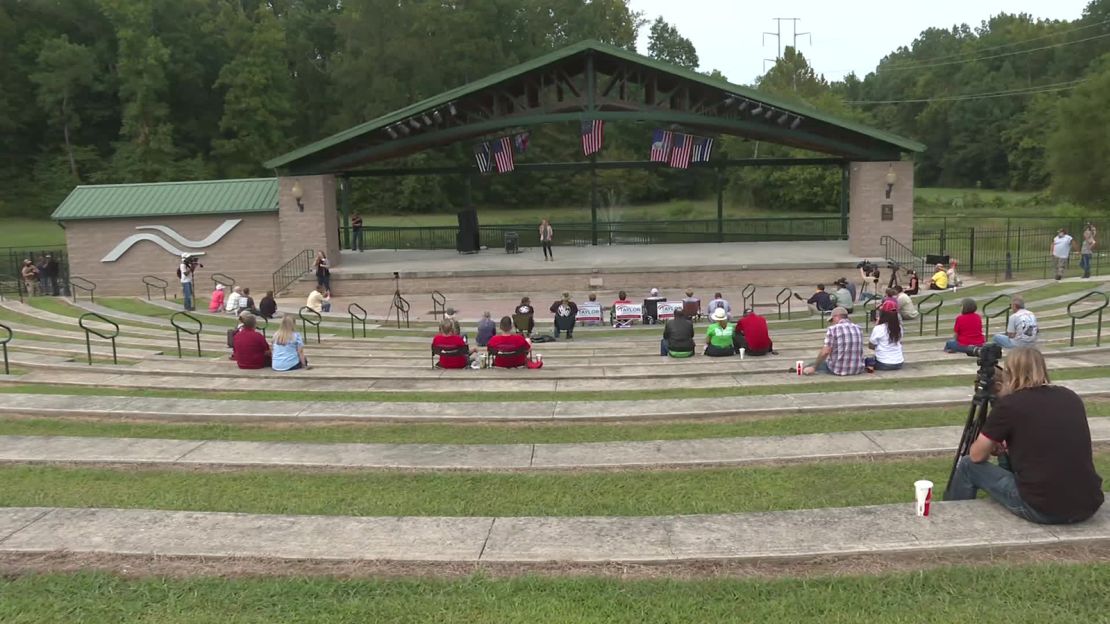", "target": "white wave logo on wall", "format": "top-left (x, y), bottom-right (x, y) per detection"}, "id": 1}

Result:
top-left (101, 219), bottom-right (243, 262)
